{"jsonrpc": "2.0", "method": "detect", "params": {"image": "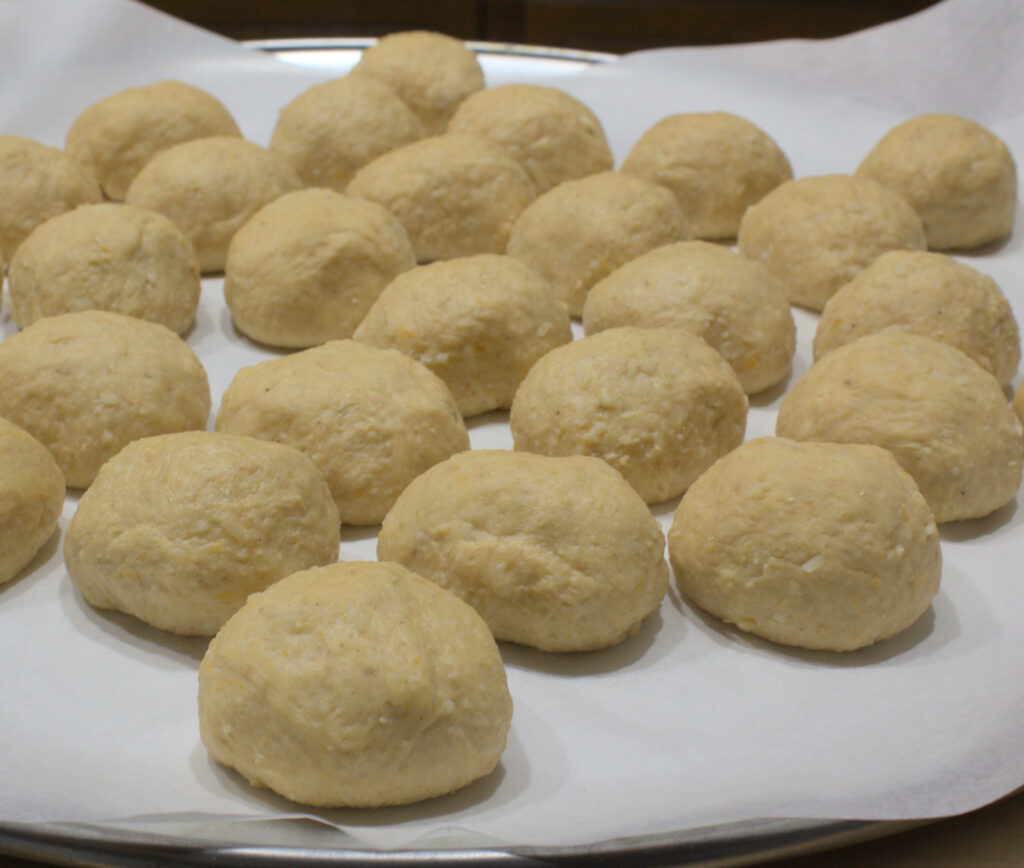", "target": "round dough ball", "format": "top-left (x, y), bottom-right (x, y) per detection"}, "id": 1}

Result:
top-left (378, 450), bottom-right (668, 651)
top-left (620, 112), bottom-right (793, 240)
top-left (215, 340), bottom-right (469, 525)
top-left (352, 31), bottom-right (484, 135)
top-left (1013, 382), bottom-right (1024, 430)
top-left (582, 240), bottom-right (795, 394)
top-left (506, 171), bottom-right (690, 317)
top-left (668, 437), bottom-right (941, 651)
top-left (64, 431), bottom-right (339, 636)
top-left (269, 74), bottom-right (424, 192)
top-left (776, 331), bottom-right (1022, 522)
top-left (855, 114), bottom-right (1016, 250)
top-left (224, 188), bottom-right (416, 348)
top-left (0, 311), bottom-right (211, 489)
top-left (510, 327), bottom-right (748, 503)
top-left (124, 136), bottom-right (301, 273)
top-left (814, 250), bottom-right (1020, 387)
top-left (198, 560), bottom-right (512, 808)
top-left (0, 135), bottom-right (102, 261)
top-left (65, 80), bottom-right (242, 201)
top-left (0, 416), bottom-right (65, 586)
top-left (354, 254), bottom-right (572, 416)
top-left (347, 132), bottom-right (536, 263)
top-left (447, 84), bottom-right (613, 194)
top-left (7, 203), bottom-right (200, 334)
top-left (737, 174), bottom-right (926, 311)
